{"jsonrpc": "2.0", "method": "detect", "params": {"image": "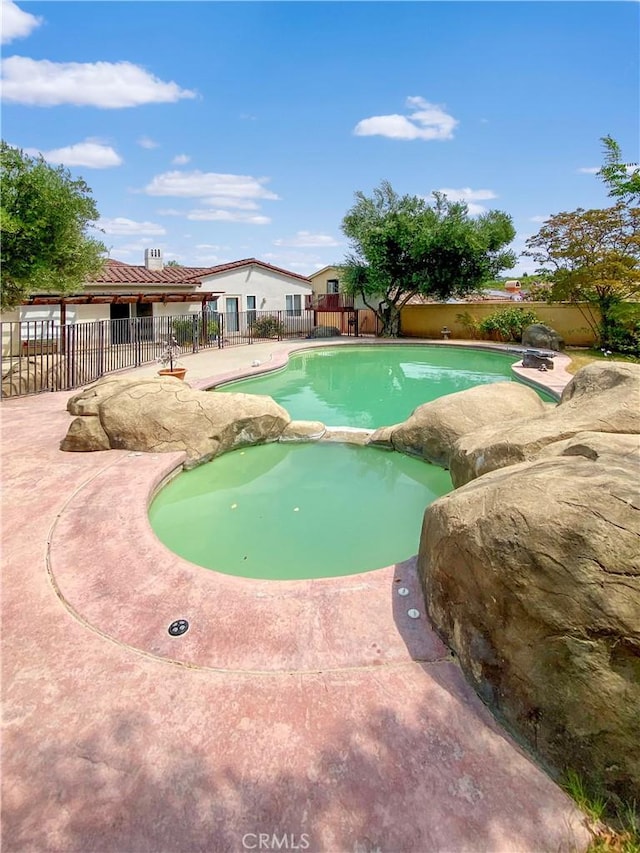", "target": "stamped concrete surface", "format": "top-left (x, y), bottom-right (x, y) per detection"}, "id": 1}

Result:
top-left (2, 341), bottom-right (590, 853)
